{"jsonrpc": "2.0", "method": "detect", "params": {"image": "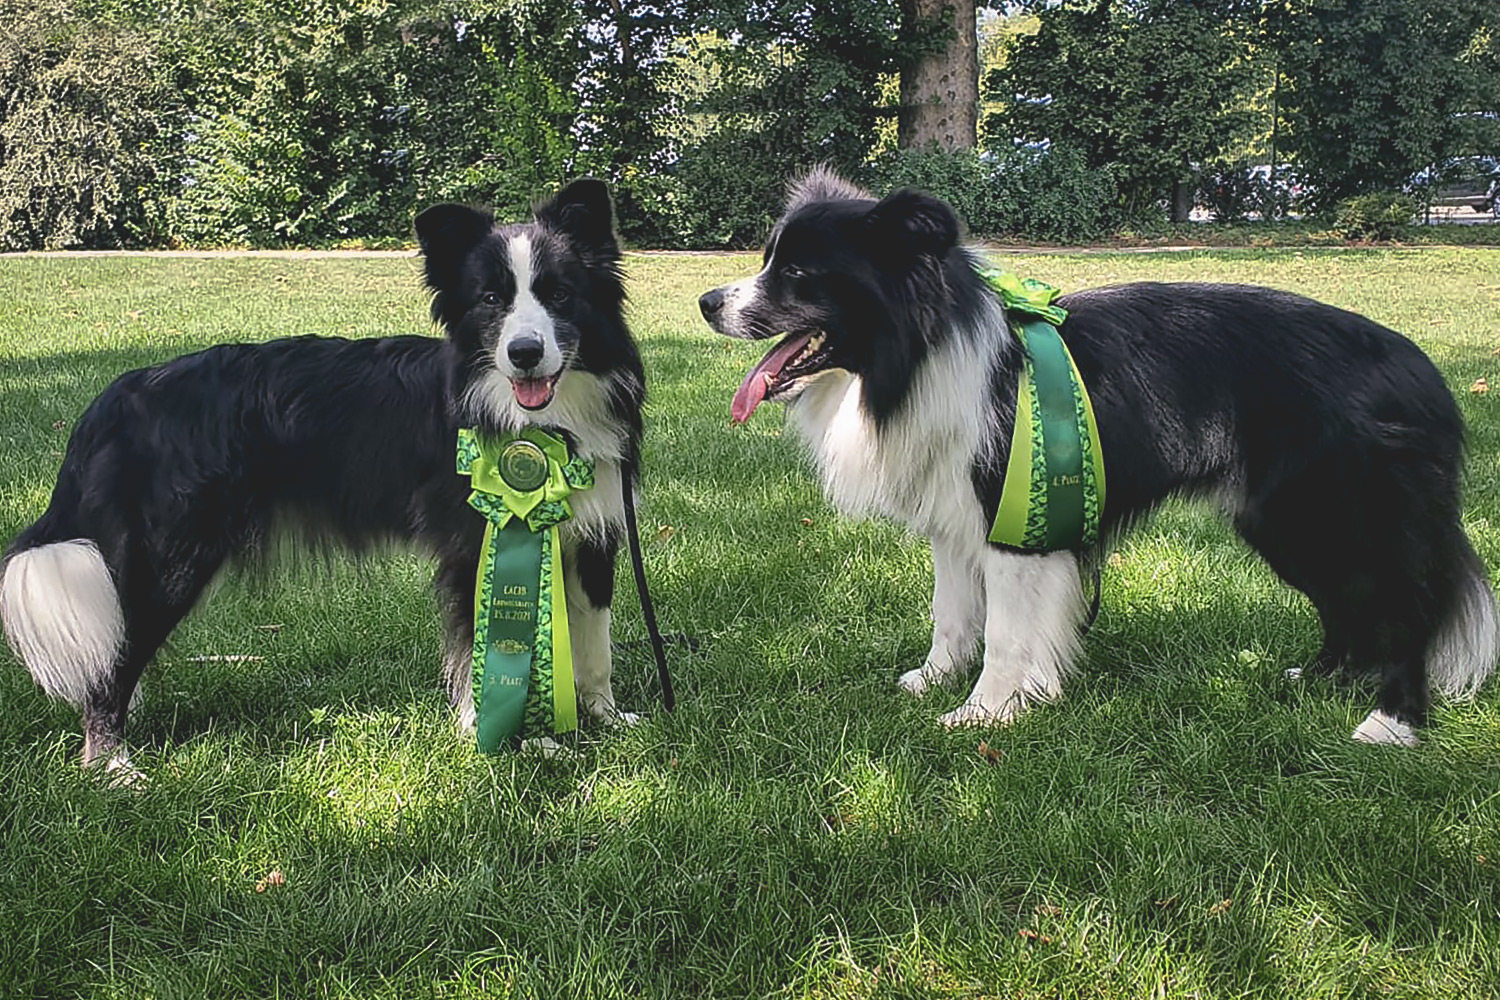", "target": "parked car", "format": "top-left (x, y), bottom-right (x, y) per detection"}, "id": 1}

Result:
top-left (1407, 156), bottom-right (1500, 217)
